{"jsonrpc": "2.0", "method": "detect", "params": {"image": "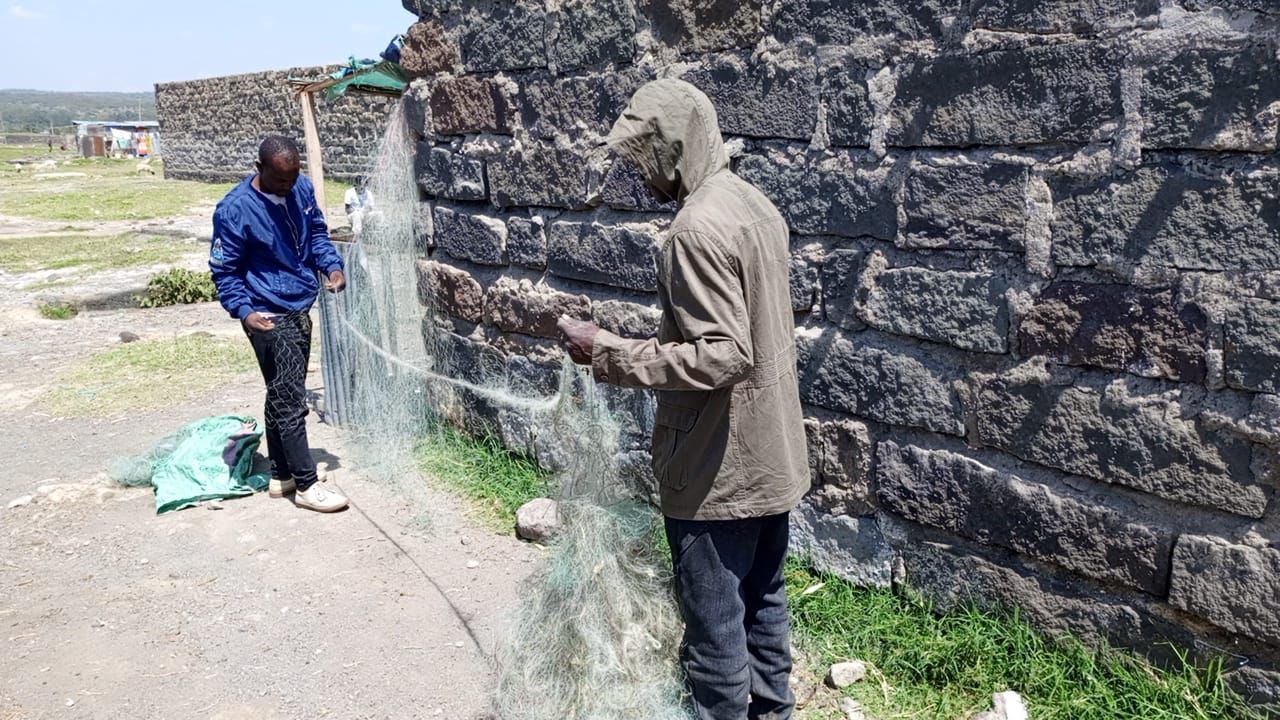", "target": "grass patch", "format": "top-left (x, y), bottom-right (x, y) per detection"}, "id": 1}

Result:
top-left (0, 156), bottom-right (232, 221)
top-left (136, 267), bottom-right (219, 307)
top-left (414, 425), bottom-right (552, 530)
top-left (37, 301), bottom-right (77, 320)
top-left (44, 334), bottom-right (256, 417)
top-left (0, 232), bottom-right (193, 273)
top-left (786, 563), bottom-right (1265, 720)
